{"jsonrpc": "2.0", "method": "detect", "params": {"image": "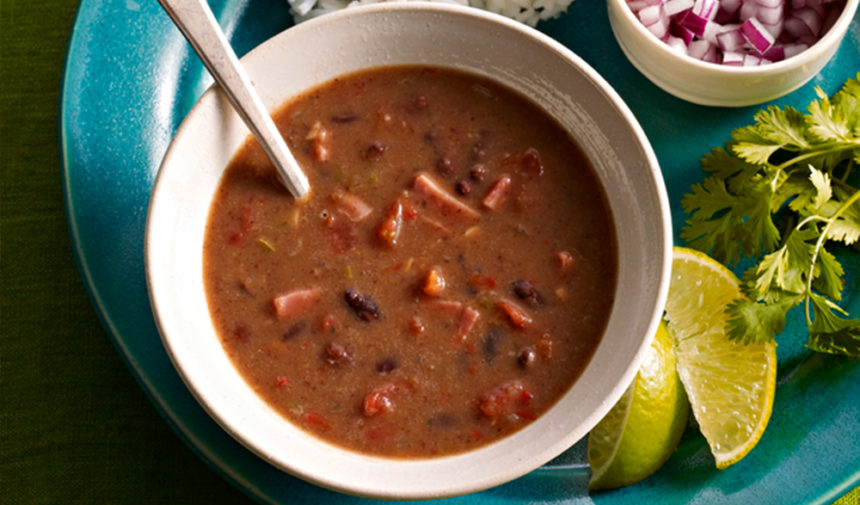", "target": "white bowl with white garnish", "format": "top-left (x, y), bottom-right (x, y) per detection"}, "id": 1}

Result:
top-left (607, 0), bottom-right (859, 106)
